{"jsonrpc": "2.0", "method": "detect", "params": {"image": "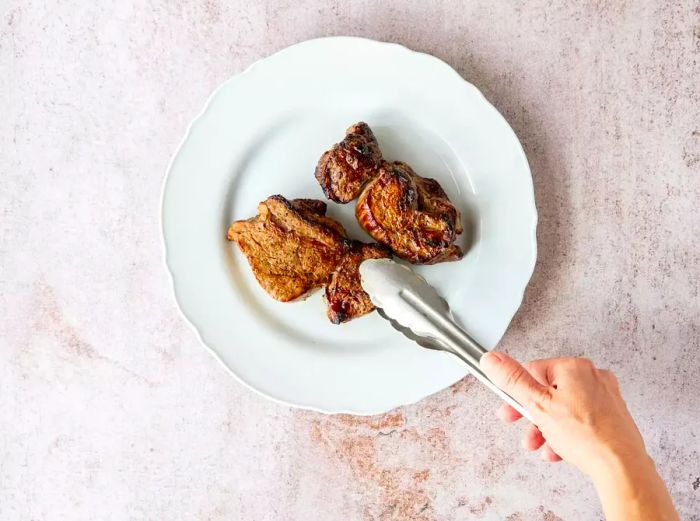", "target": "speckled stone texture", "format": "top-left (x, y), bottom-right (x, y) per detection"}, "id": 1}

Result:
top-left (1, 1), bottom-right (698, 520)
